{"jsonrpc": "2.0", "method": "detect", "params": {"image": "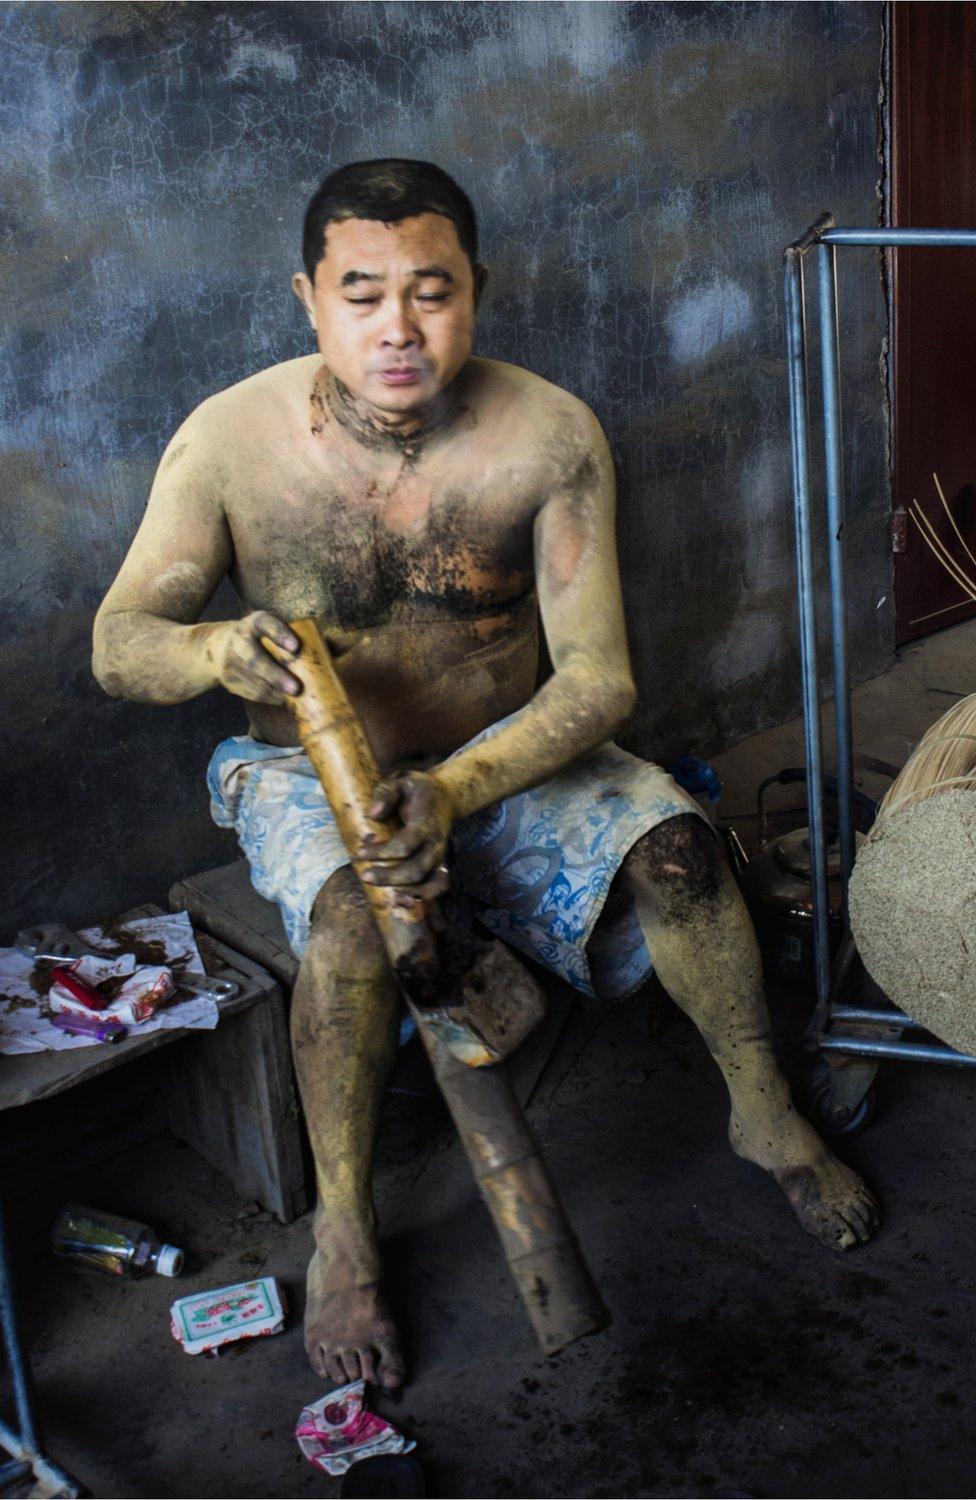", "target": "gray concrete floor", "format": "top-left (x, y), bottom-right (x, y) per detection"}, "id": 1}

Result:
top-left (11, 619), bottom-right (976, 1500)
